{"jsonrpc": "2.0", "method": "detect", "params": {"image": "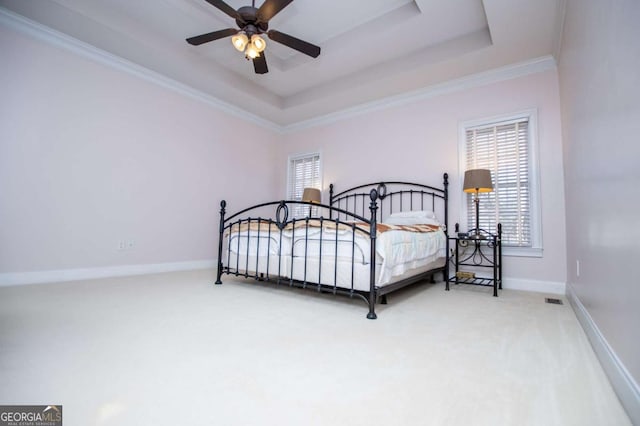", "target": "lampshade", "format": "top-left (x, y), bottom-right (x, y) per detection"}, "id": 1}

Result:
top-left (251, 34), bottom-right (266, 52)
top-left (245, 43), bottom-right (260, 59)
top-left (463, 169), bottom-right (493, 193)
top-left (302, 188), bottom-right (321, 203)
top-left (231, 32), bottom-right (248, 52)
